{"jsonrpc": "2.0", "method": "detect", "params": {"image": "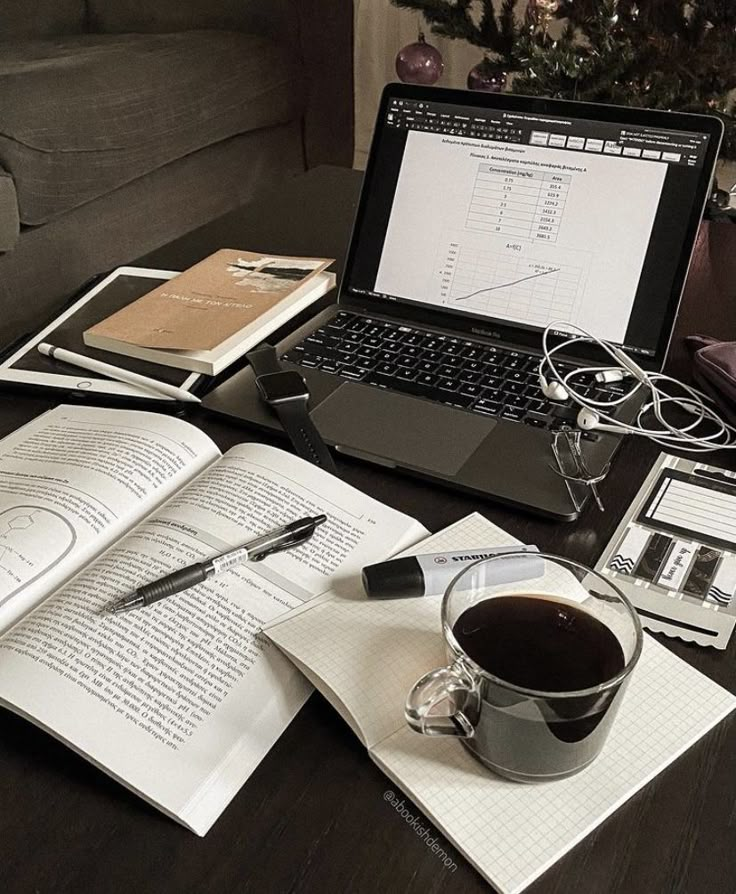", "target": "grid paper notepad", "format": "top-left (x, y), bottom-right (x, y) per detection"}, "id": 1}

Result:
top-left (266, 513), bottom-right (736, 894)
top-left (267, 514), bottom-right (513, 746)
